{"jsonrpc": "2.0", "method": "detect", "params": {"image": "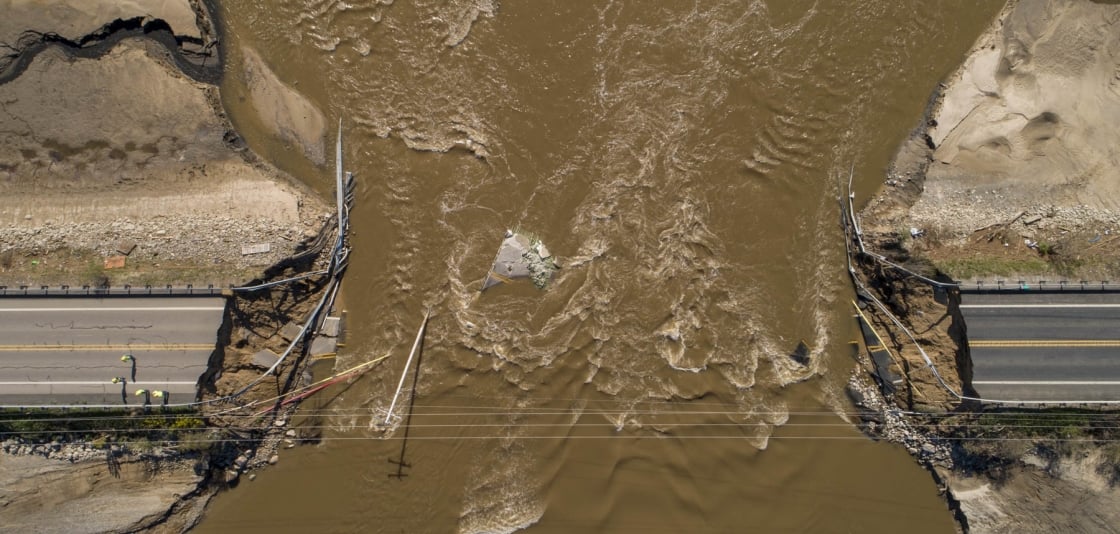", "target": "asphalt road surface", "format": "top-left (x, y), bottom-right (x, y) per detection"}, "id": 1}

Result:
top-left (0, 297), bottom-right (226, 406)
top-left (962, 291), bottom-right (1120, 402)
